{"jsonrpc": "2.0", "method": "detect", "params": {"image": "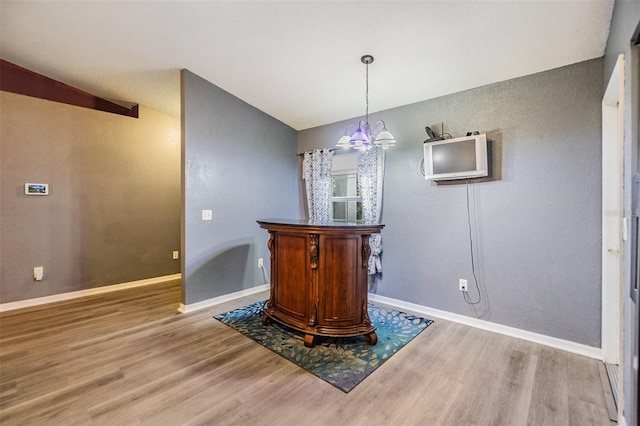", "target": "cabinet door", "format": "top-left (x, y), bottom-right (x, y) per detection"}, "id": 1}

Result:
top-left (317, 234), bottom-right (363, 327)
top-left (273, 233), bottom-right (308, 322)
